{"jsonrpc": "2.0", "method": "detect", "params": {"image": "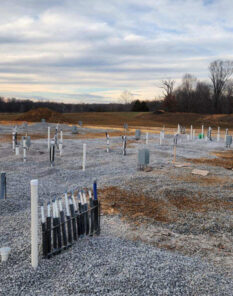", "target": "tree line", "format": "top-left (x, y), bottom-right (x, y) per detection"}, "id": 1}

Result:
top-left (161, 59), bottom-right (233, 114)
